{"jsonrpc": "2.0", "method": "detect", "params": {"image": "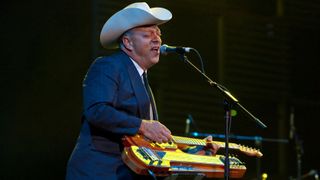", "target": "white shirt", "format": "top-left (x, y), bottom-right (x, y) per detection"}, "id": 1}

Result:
top-left (129, 58), bottom-right (154, 120)
top-left (130, 58), bottom-right (145, 81)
